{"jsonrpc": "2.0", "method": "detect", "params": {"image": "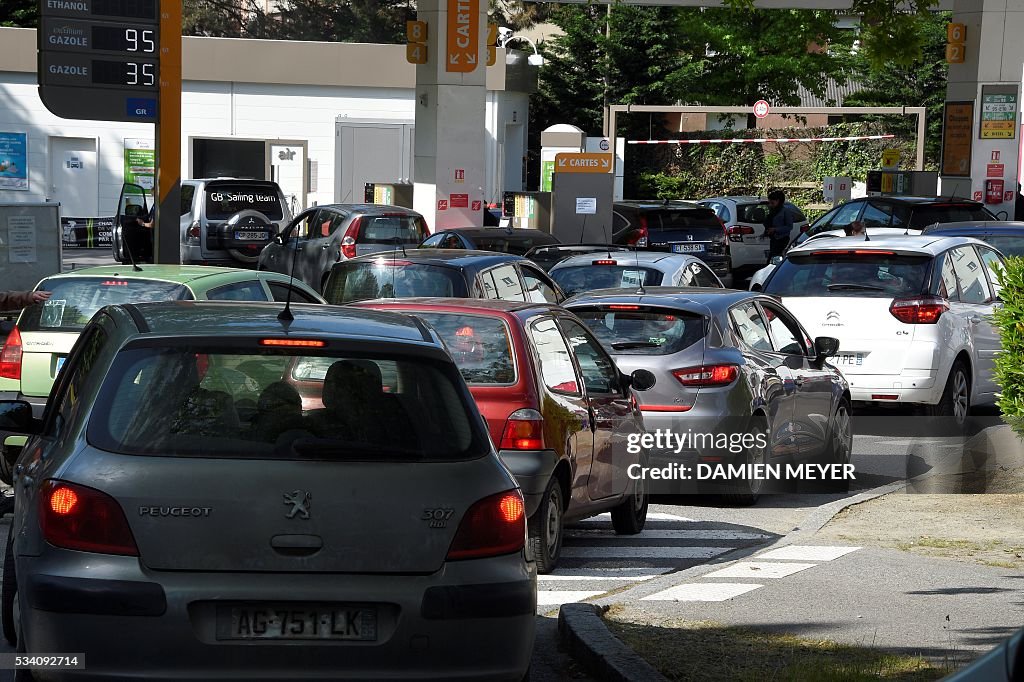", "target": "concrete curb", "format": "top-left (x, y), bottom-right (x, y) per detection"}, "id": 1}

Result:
top-left (557, 603), bottom-right (669, 682)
